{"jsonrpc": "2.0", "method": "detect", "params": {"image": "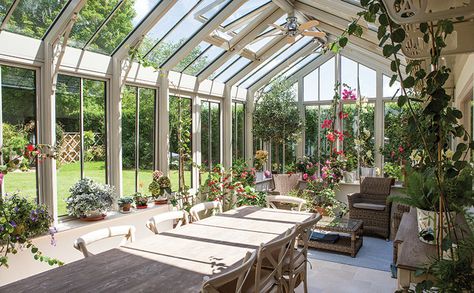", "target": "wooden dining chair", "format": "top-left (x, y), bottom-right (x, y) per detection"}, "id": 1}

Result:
top-left (283, 213), bottom-right (321, 293)
top-left (146, 210), bottom-right (189, 234)
top-left (200, 250), bottom-right (257, 293)
top-left (190, 201), bottom-right (223, 222)
top-left (242, 228), bottom-right (298, 293)
top-left (73, 225), bottom-right (136, 258)
top-left (266, 195), bottom-right (307, 212)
